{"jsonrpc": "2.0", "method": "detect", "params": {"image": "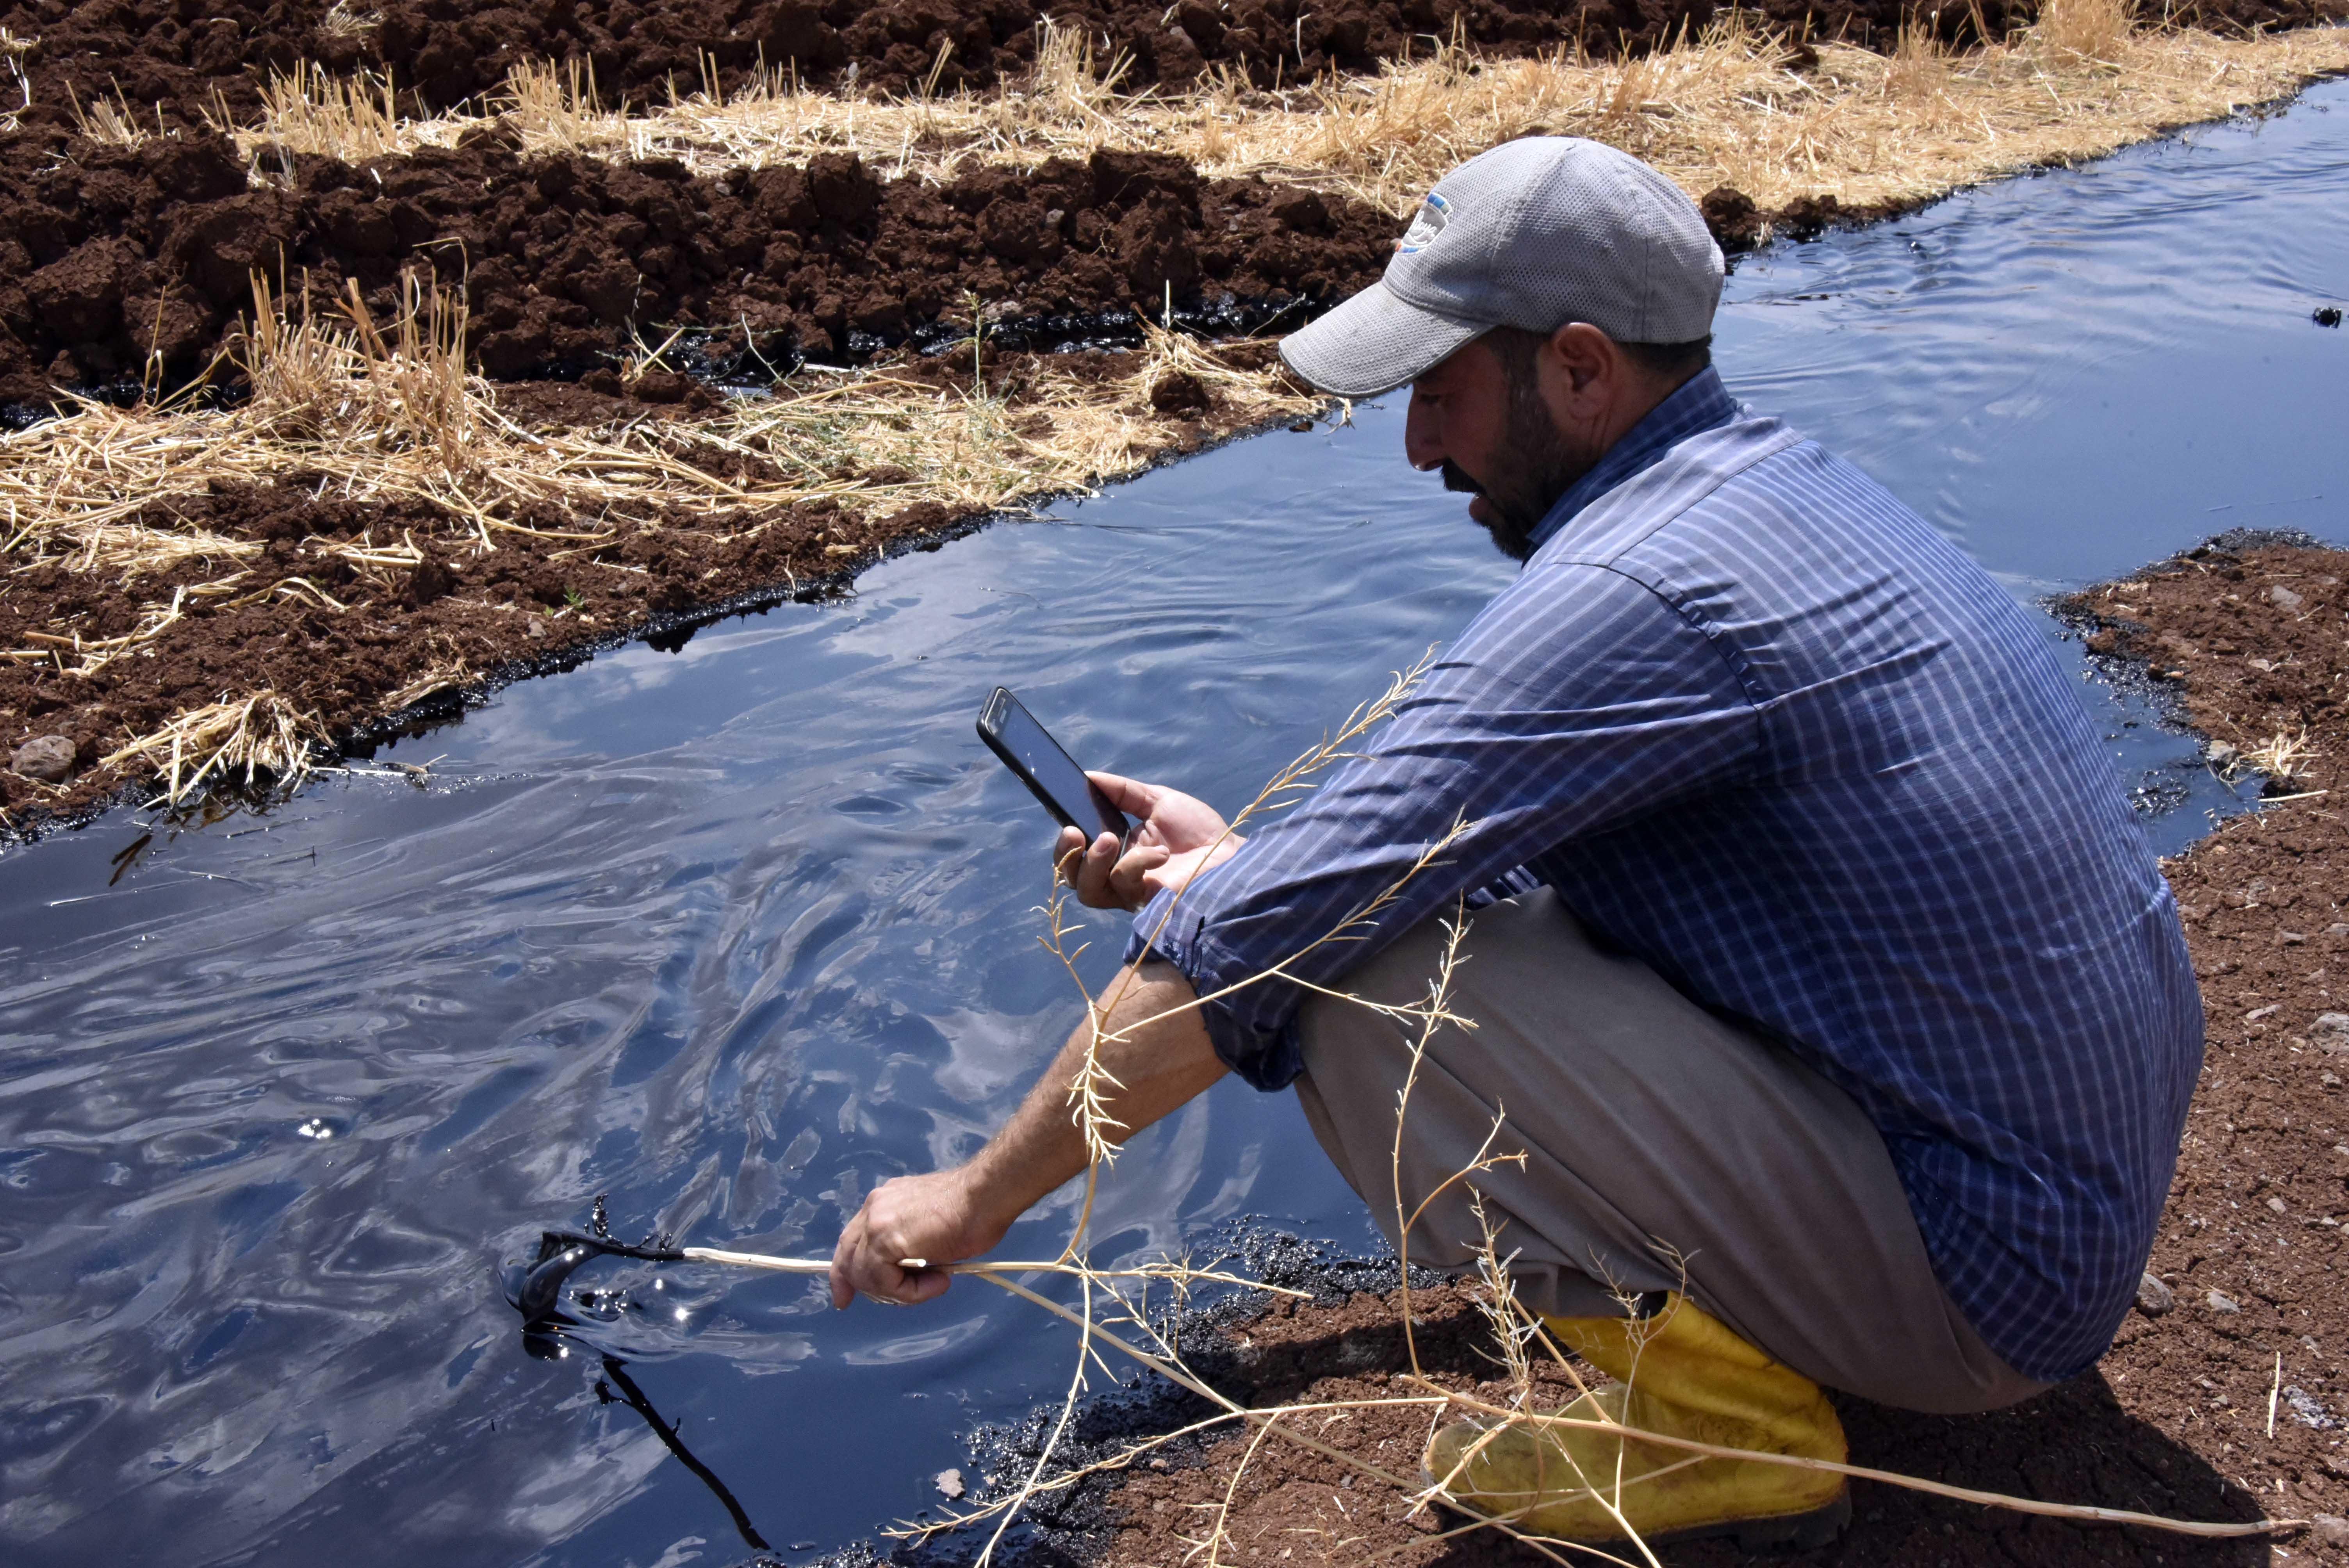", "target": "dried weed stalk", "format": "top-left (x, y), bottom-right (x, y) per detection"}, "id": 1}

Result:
top-left (2, 28), bottom-right (37, 132)
top-left (2039, 0), bottom-right (2139, 66)
top-left (2238, 725), bottom-right (2317, 782)
top-left (67, 79), bottom-right (155, 146)
top-left (240, 272), bottom-right (477, 473)
top-left (316, 0), bottom-right (380, 41)
top-left (496, 56), bottom-right (634, 156)
top-left (99, 689), bottom-right (331, 804)
top-left (1884, 16), bottom-right (1956, 104)
top-left (1024, 18), bottom-right (1139, 129)
top-left (225, 61), bottom-right (408, 160)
